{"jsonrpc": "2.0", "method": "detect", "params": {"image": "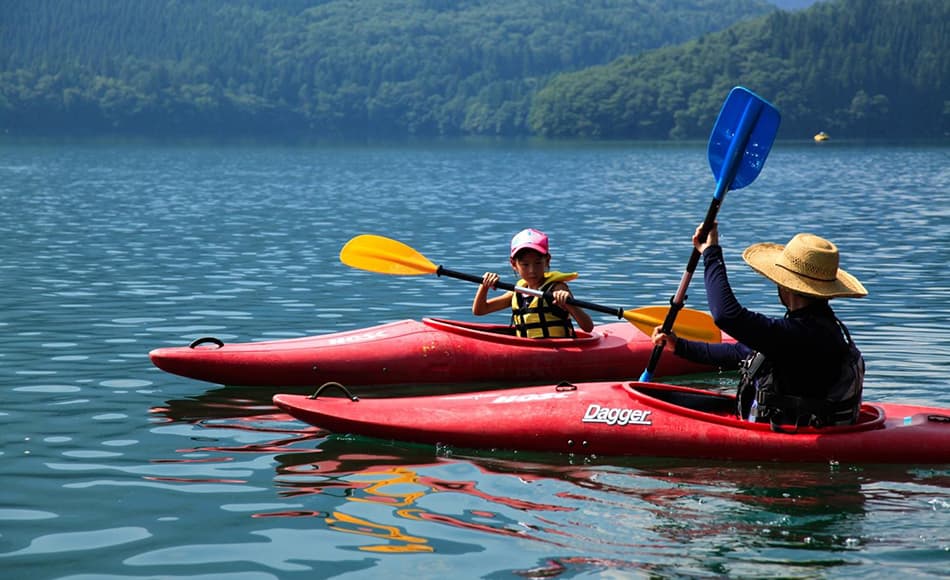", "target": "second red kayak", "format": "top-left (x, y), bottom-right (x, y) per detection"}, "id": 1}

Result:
top-left (149, 317), bottom-right (729, 389)
top-left (273, 381), bottom-right (950, 465)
